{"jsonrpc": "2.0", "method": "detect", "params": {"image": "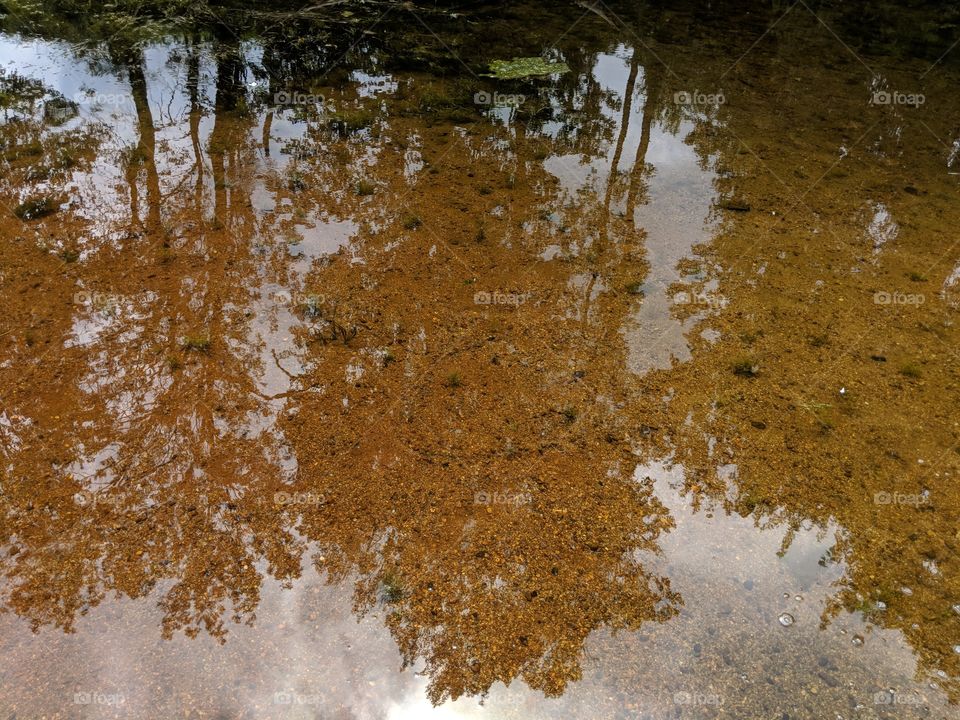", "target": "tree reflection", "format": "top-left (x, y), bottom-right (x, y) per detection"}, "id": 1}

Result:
top-left (0, 9), bottom-right (681, 701)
